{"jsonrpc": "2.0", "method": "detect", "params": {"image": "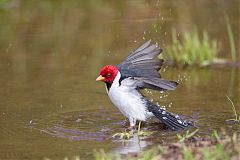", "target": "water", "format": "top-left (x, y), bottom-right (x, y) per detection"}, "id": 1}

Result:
top-left (0, 0), bottom-right (239, 159)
